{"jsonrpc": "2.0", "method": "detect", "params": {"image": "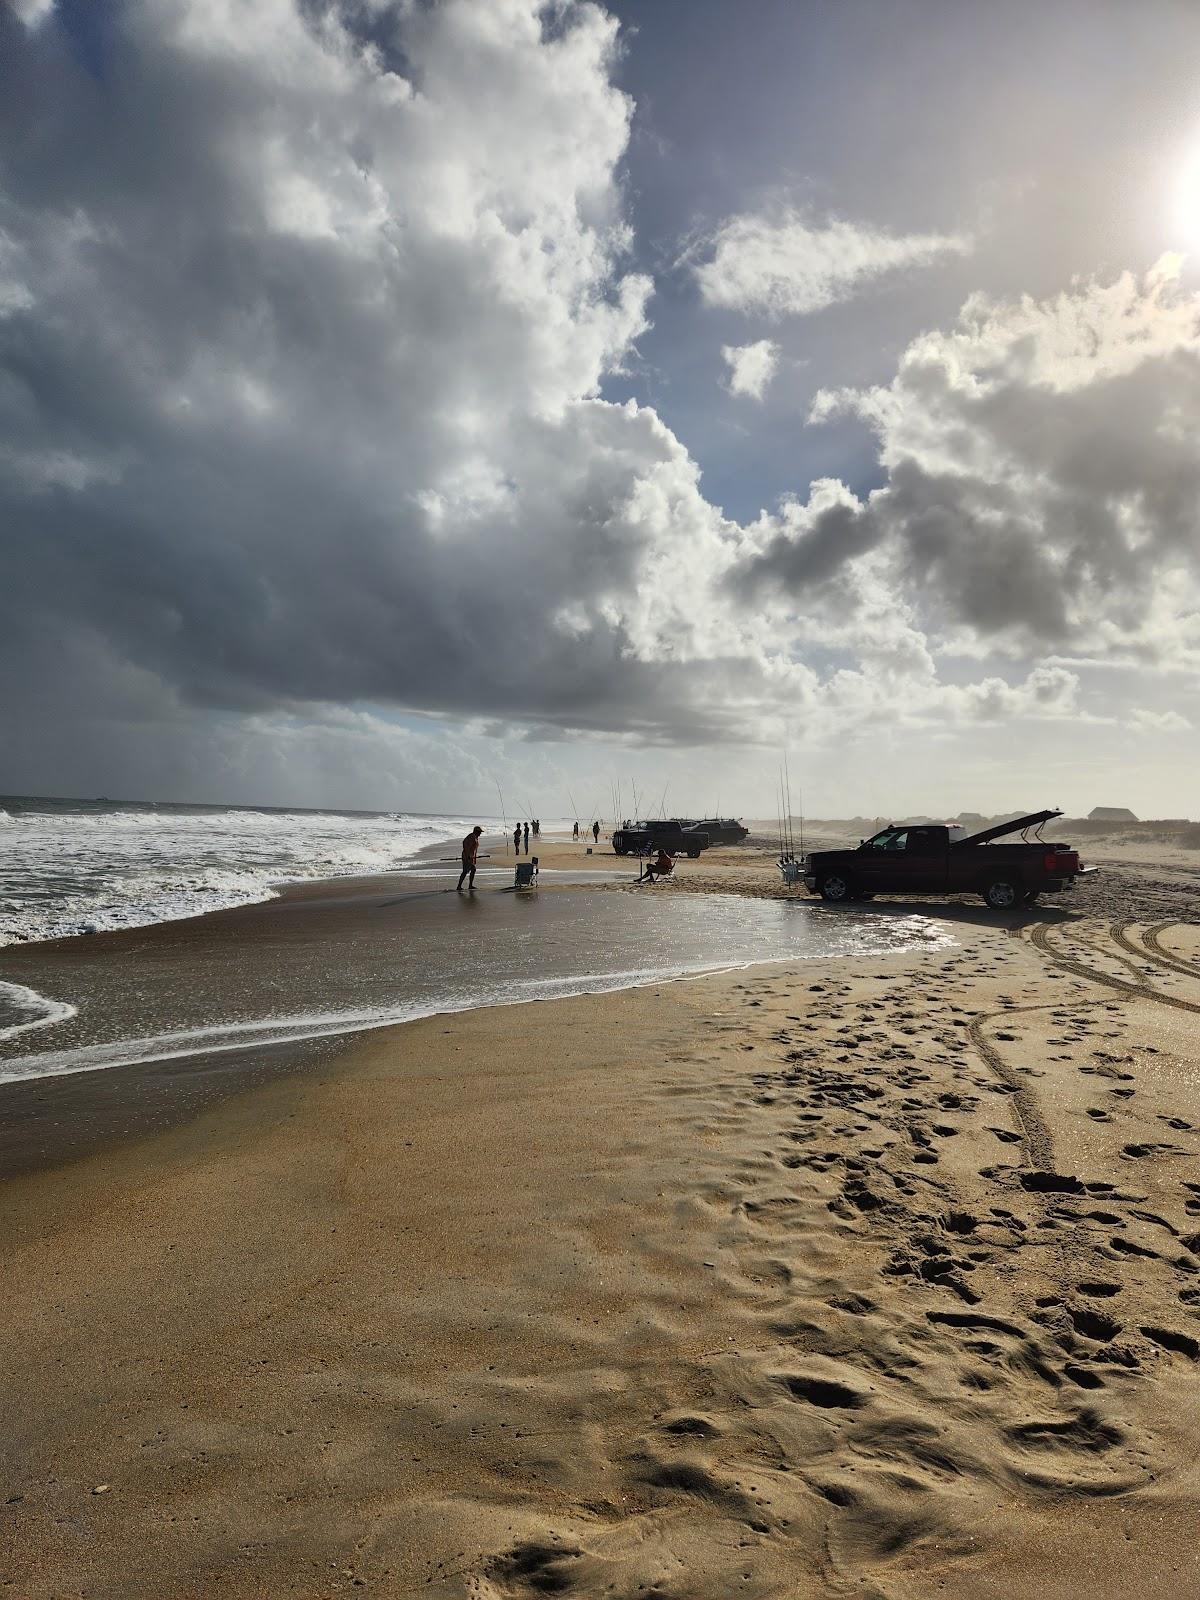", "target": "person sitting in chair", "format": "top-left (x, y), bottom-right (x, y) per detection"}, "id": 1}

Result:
top-left (638, 847), bottom-right (674, 884)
